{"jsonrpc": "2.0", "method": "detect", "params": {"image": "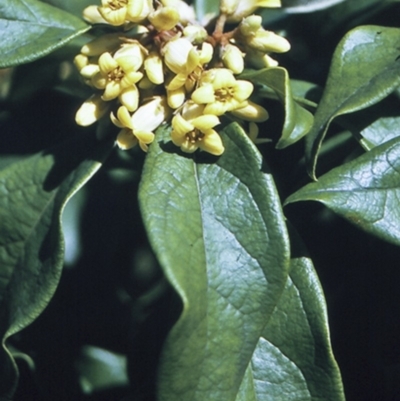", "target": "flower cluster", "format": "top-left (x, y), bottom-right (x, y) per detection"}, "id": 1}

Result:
top-left (74, 0), bottom-right (290, 155)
